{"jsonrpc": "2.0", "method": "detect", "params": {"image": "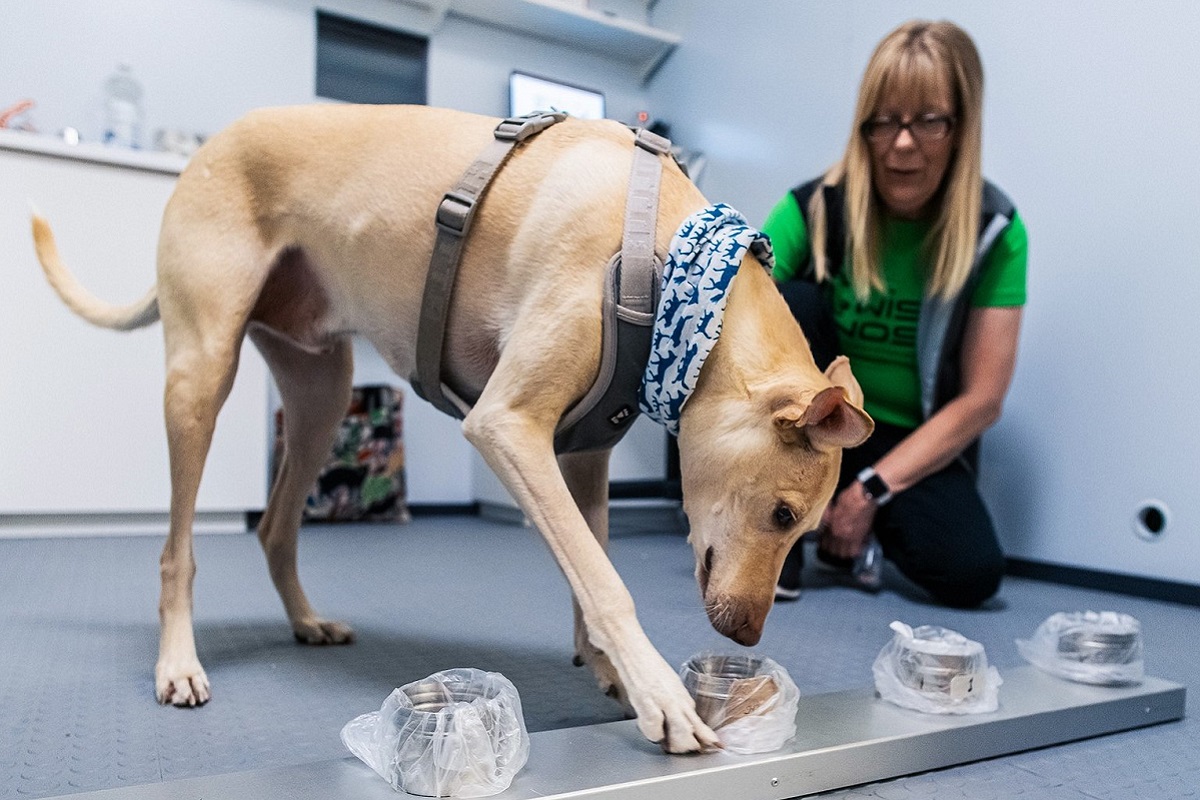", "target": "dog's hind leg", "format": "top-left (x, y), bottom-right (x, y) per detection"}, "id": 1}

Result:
top-left (559, 450), bottom-right (633, 715)
top-left (152, 200), bottom-right (288, 706)
top-left (156, 325), bottom-right (247, 706)
top-left (249, 328), bottom-right (356, 645)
